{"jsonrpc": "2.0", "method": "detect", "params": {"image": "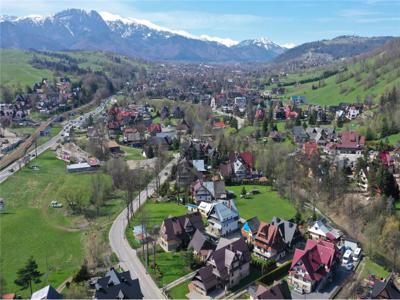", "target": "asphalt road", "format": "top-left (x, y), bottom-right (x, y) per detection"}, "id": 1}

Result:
top-left (0, 101), bottom-right (107, 184)
top-left (109, 157), bottom-right (179, 299)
